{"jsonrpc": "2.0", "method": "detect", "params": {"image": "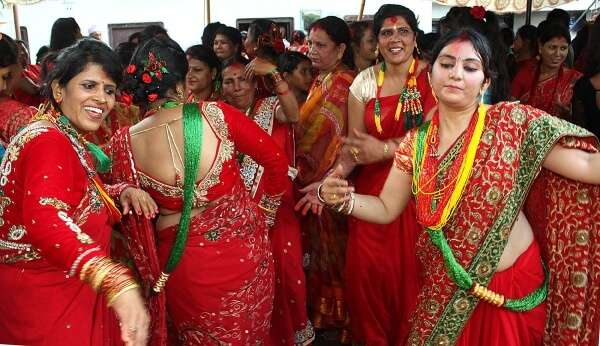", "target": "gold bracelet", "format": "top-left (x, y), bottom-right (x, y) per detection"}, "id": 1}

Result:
top-left (269, 70), bottom-right (284, 85)
top-left (90, 260), bottom-right (114, 290)
top-left (383, 141), bottom-right (389, 157)
top-left (79, 256), bottom-right (101, 281)
top-left (107, 282), bottom-right (140, 306)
